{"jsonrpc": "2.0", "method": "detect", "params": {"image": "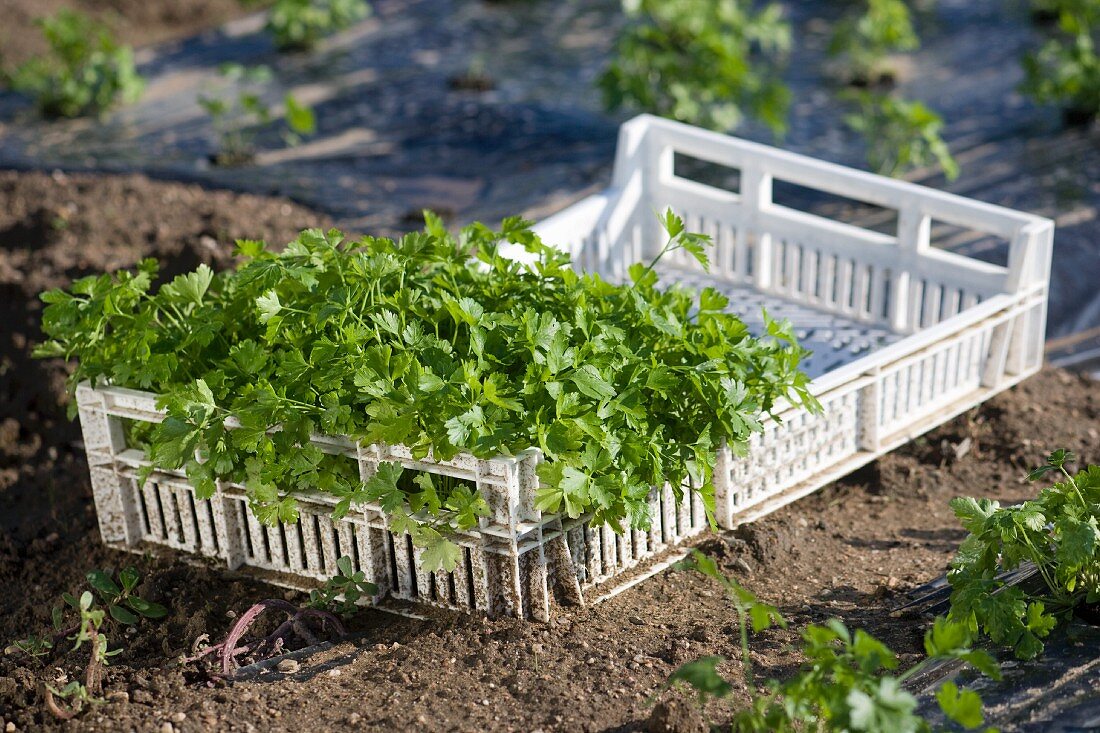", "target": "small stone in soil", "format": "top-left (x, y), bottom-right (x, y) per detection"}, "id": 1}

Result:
top-left (276, 658), bottom-right (300, 673)
top-left (171, 712), bottom-right (186, 723)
